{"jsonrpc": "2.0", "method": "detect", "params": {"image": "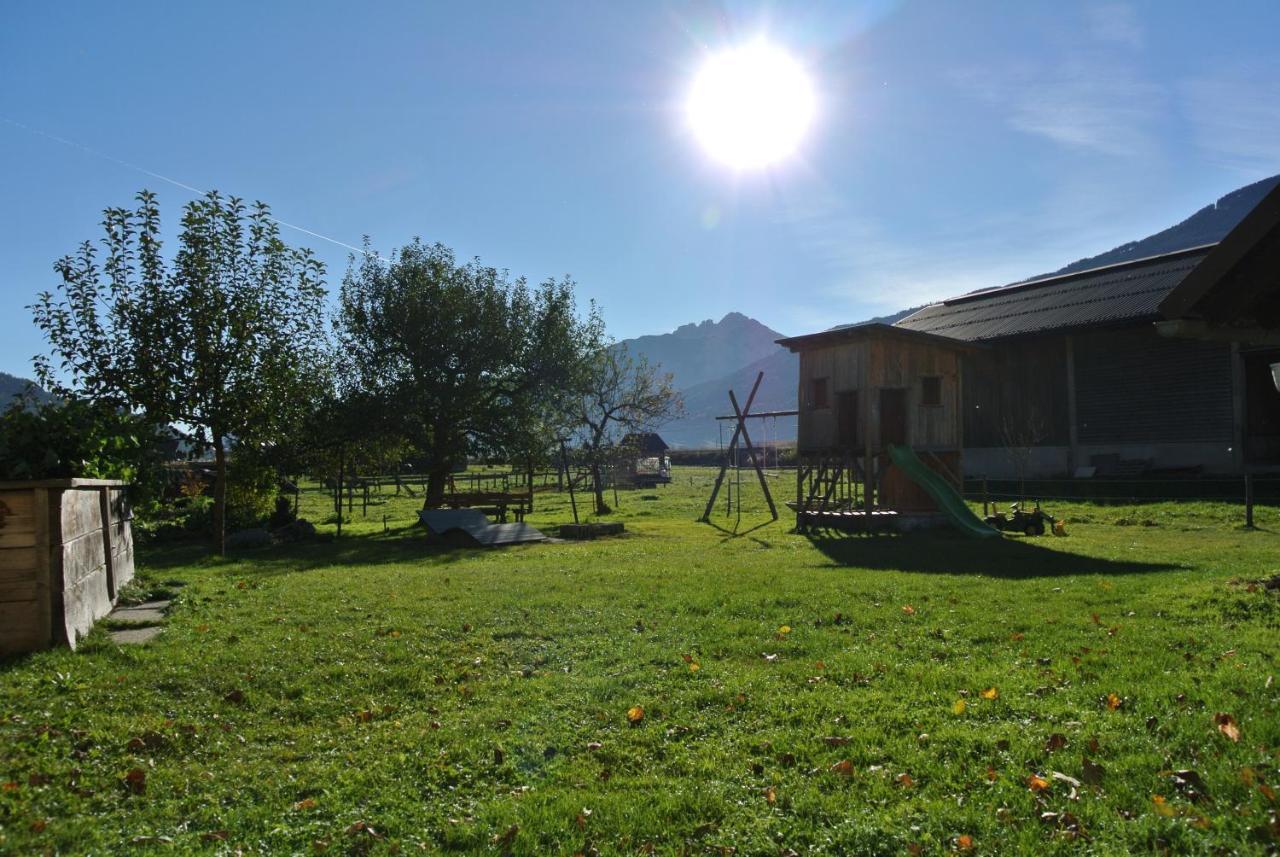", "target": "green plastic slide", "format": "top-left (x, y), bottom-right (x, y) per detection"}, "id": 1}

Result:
top-left (887, 445), bottom-right (1001, 539)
